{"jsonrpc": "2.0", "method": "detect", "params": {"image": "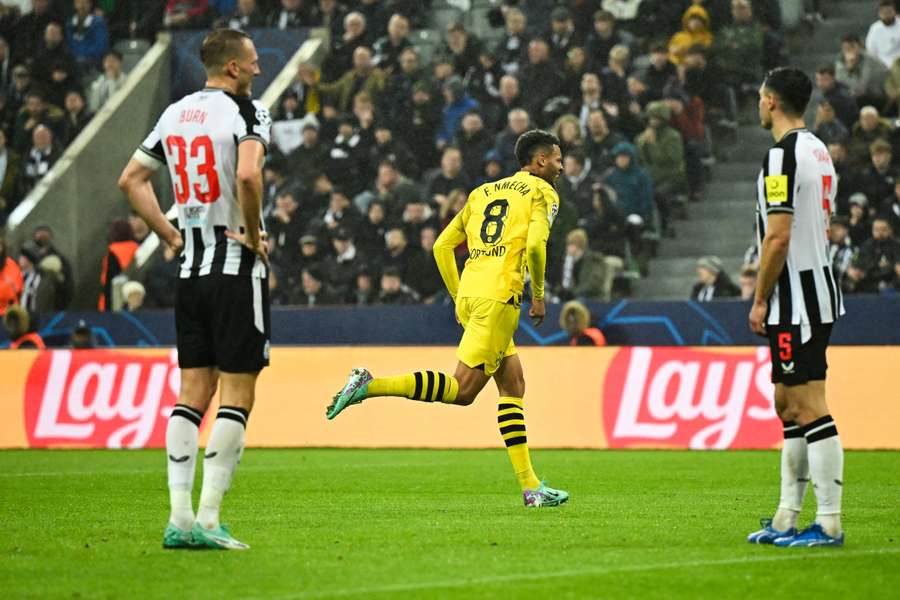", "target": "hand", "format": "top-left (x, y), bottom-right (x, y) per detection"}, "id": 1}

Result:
top-left (748, 299), bottom-right (767, 336)
top-left (225, 228), bottom-right (270, 268)
top-left (529, 298), bottom-right (545, 327)
top-left (163, 228), bottom-right (184, 255)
